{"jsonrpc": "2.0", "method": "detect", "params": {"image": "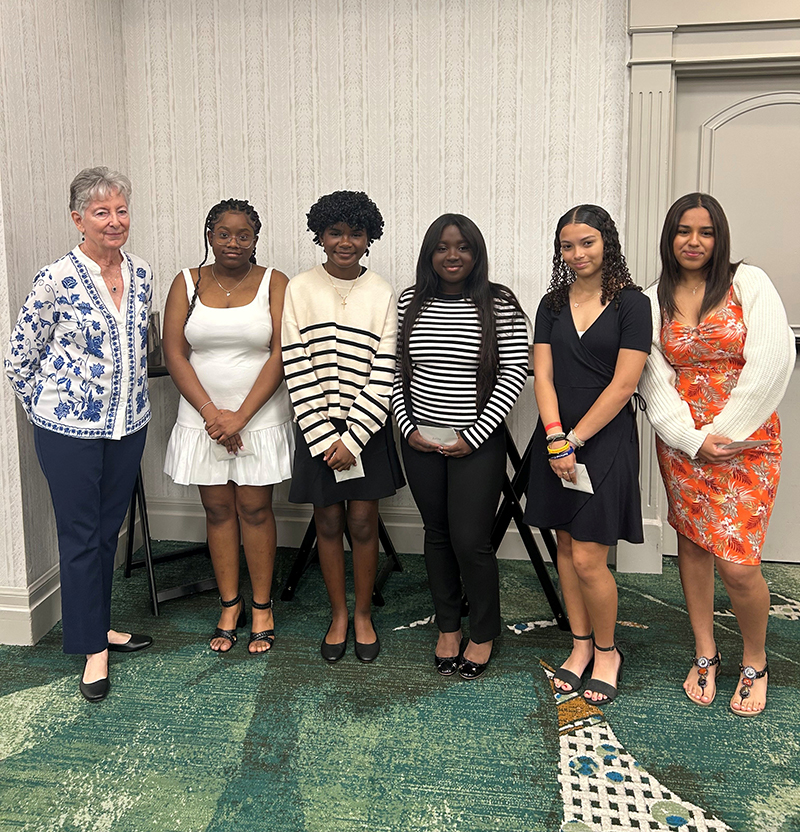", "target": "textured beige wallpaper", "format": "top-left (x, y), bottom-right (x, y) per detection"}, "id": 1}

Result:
top-left (0, 0), bottom-right (630, 579)
top-left (118, 0), bottom-right (630, 513)
top-left (0, 0), bottom-right (128, 587)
